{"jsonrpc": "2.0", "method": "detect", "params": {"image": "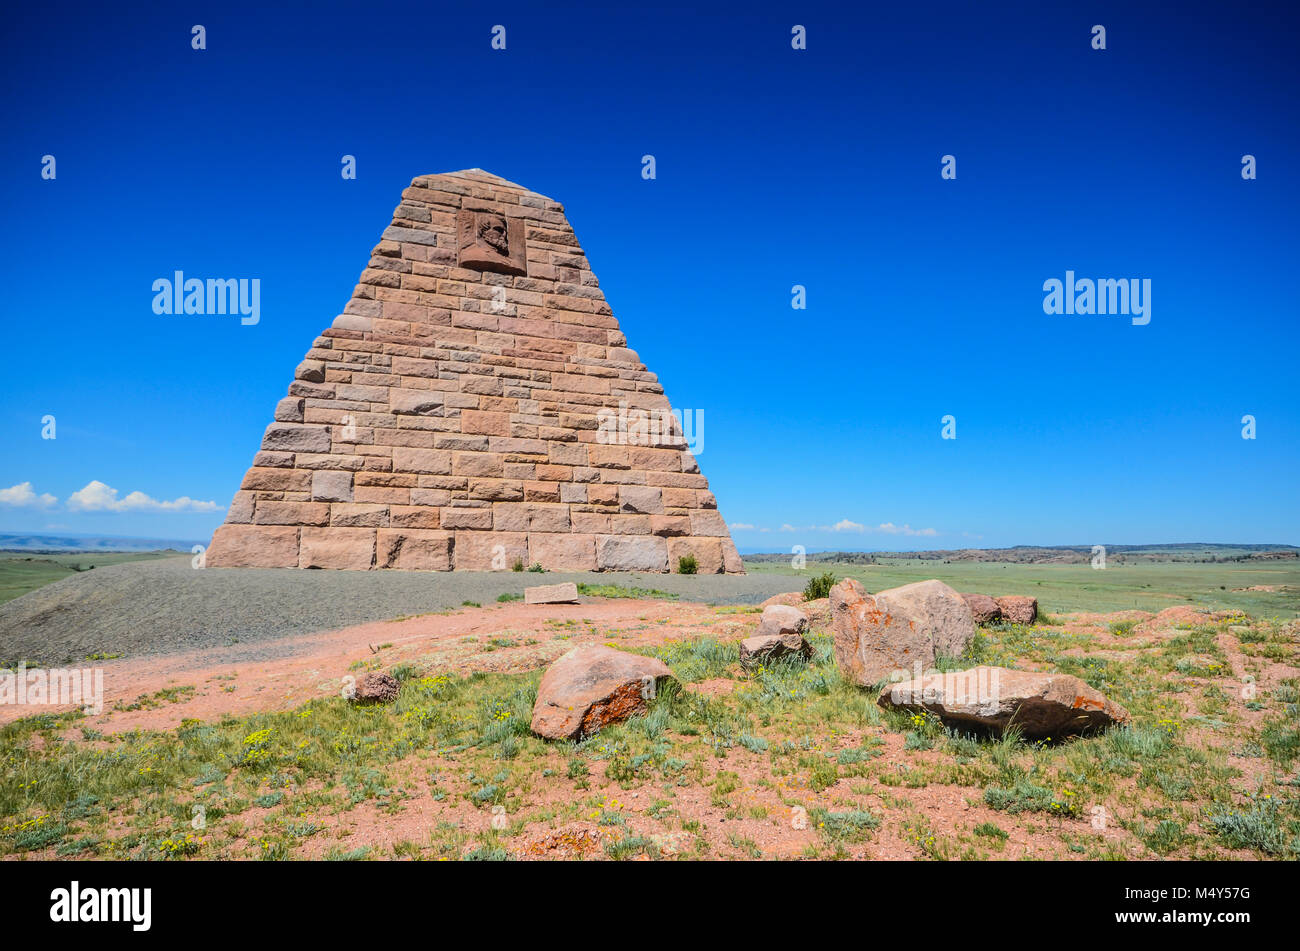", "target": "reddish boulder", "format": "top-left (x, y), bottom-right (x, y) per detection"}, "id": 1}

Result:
top-left (995, 596), bottom-right (1038, 625)
top-left (830, 578), bottom-right (975, 686)
top-left (961, 593), bottom-right (1003, 625)
top-left (531, 645), bottom-right (674, 740)
top-left (352, 671), bottom-right (400, 705)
